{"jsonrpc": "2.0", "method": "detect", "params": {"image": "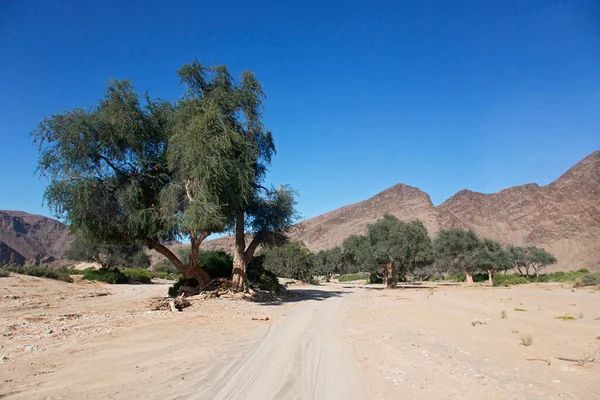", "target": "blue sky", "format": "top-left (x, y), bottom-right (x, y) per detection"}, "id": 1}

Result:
top-left (1, 0), bottom-right (598, 221)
